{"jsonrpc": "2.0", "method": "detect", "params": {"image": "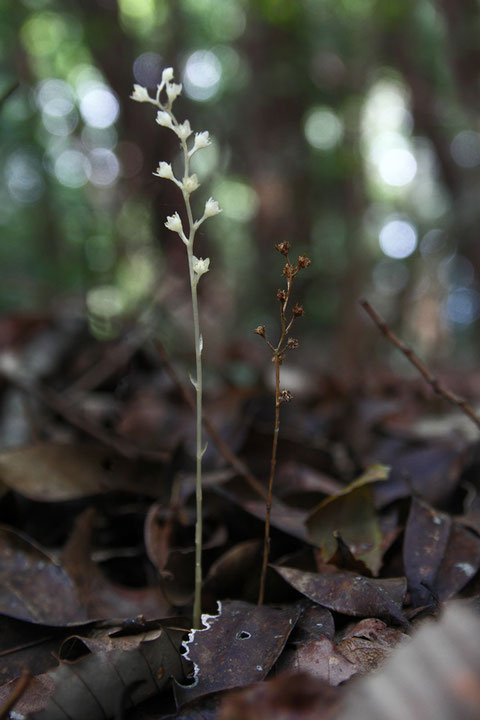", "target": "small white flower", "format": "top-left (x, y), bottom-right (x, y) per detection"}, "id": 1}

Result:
top-left (165, 212), bottom-right (183, 234)
top-left (175, 120), bottom-right (192, 141)
top-left (192, 256), bottom-right (210, 276)
top-left (182, 174), bottom-right (200, 194)
top-left (162, 67), bottom-right (174, 83)
top-left (166, 82), bottom-right (182, 104)
top-left (153, 162), bottom-right (175, 180)
top-left (190, 131), bottom-right (211, 156)
top-left (156, 110), bottom-right (173, 129)
top-left (130, 84), bottom-right (151, 103)
top-left (203, 197), bottom-right (222, 218)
